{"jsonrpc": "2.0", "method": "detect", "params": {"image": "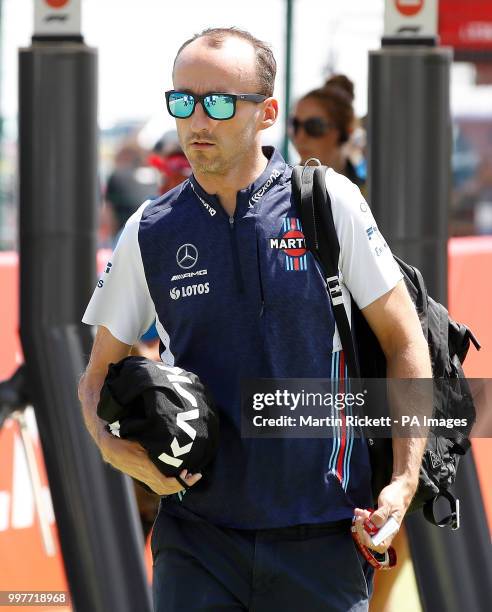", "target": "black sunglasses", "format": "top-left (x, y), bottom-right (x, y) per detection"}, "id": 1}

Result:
top-left (288, 116), bottom-right (333, 138)
top-left (165, 90), bottom-right (268, 121)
